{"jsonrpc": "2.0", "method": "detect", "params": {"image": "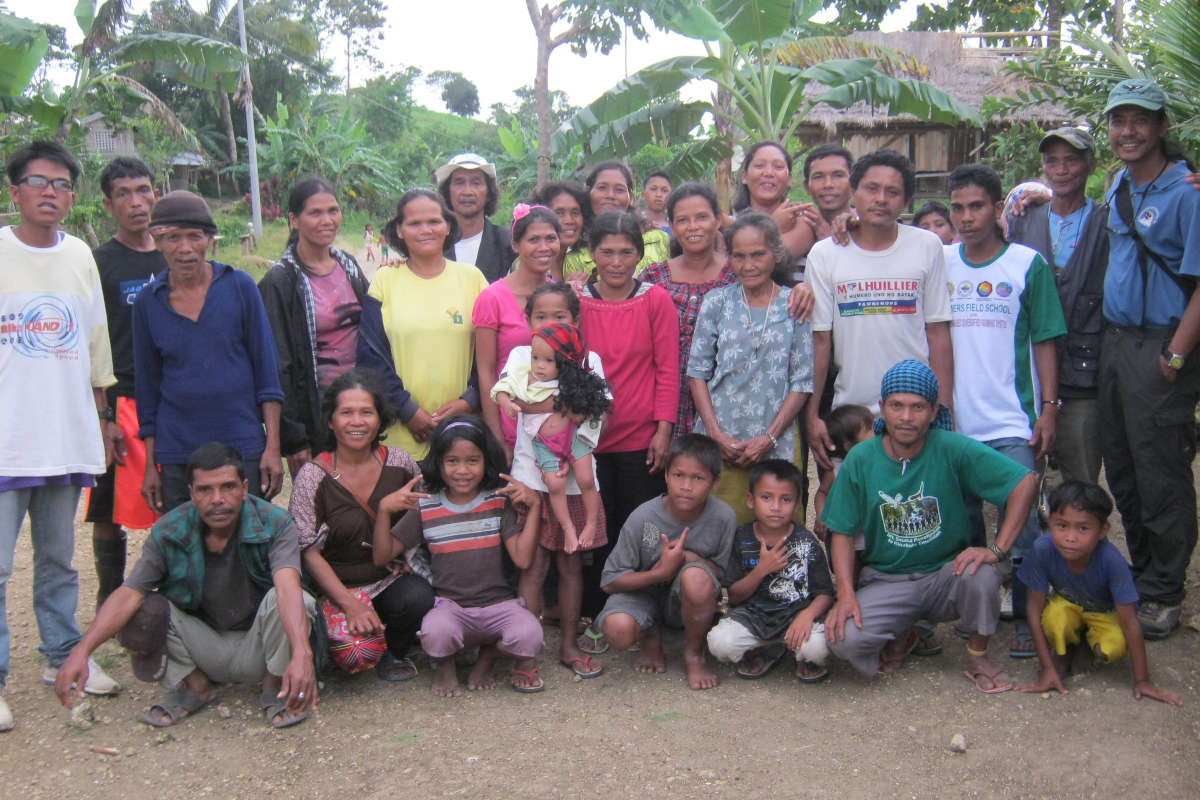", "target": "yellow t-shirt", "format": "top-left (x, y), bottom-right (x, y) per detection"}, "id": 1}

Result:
top-left (368, 260), bottom-right (488, 458)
